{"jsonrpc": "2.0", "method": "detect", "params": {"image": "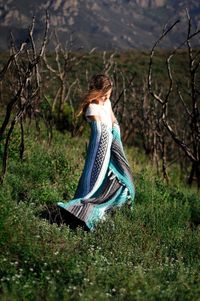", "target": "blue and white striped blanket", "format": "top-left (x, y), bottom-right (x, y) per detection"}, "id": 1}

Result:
top-left (57, 121), bottom-right (135, 230)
